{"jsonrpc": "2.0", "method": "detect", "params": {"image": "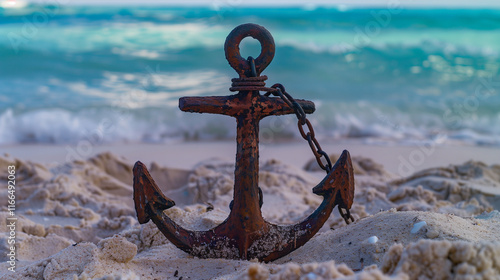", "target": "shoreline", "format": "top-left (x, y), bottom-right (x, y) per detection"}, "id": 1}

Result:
top-left (2, 141), bottom-right (499, 176)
